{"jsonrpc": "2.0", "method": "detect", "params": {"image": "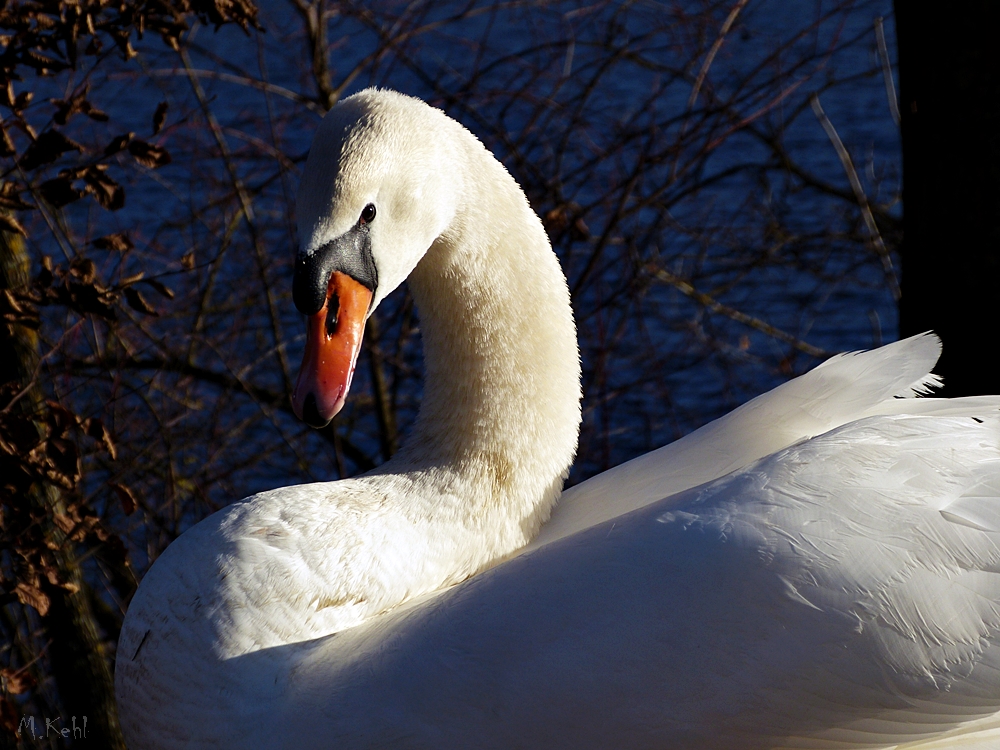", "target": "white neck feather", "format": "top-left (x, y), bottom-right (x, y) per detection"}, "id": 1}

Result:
top-left (380, 131), bottom-right (581, 540)
top-left (338, 131), bottom-right (582, 618)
